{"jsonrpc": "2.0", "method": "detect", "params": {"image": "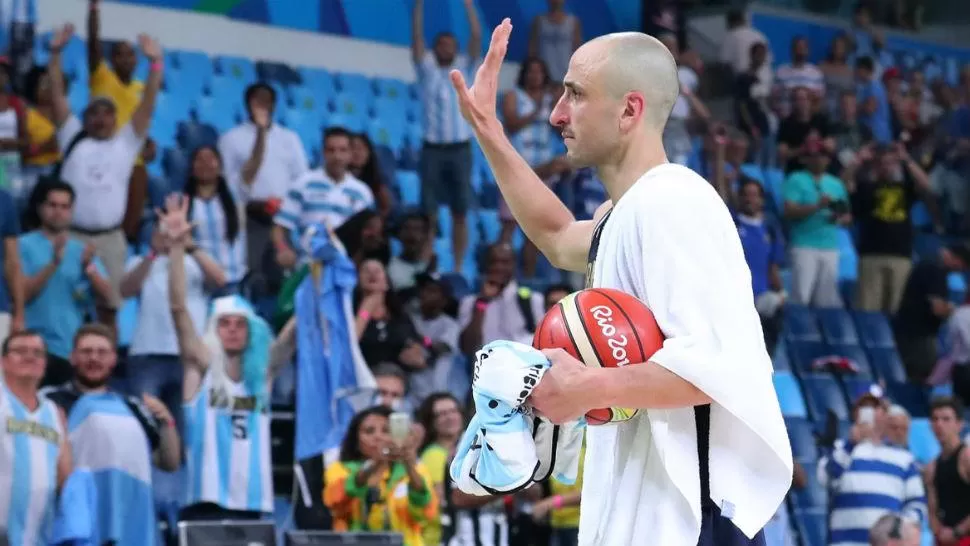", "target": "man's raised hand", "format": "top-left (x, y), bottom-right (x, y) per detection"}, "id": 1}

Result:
top-left (449, 18), bottom-right (512, 132)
